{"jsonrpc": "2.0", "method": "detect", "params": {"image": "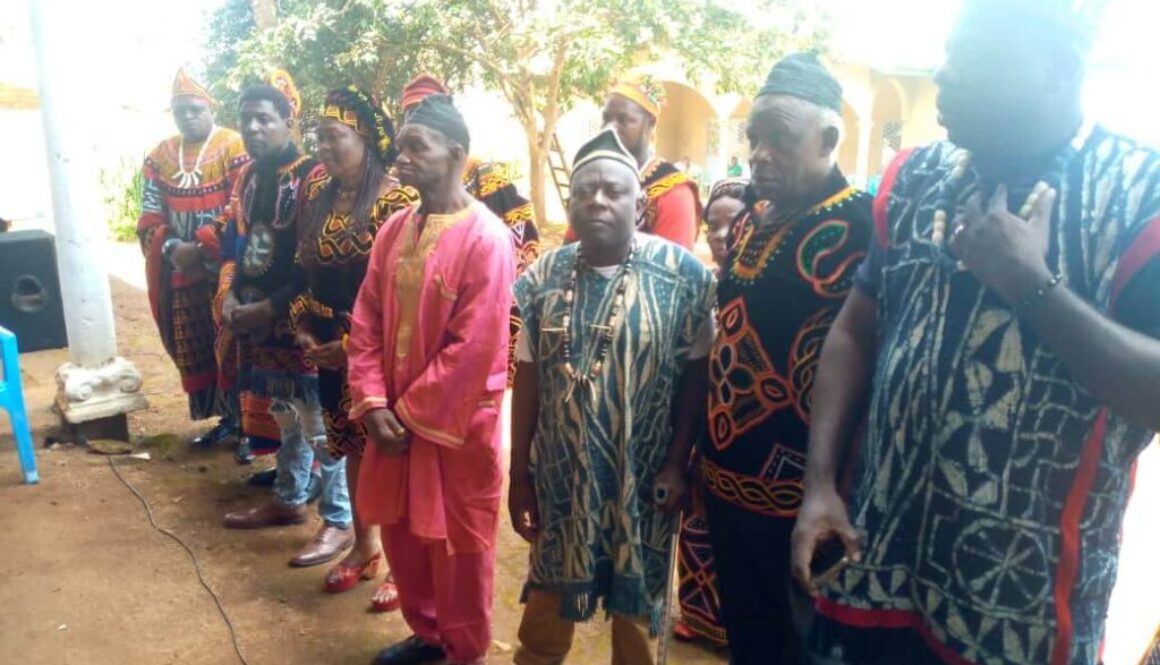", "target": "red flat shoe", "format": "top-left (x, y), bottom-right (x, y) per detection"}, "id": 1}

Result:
top-left (325, 552), bottom-right (383, 594)
top-left (370, 576), bottom-right (400, 613)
